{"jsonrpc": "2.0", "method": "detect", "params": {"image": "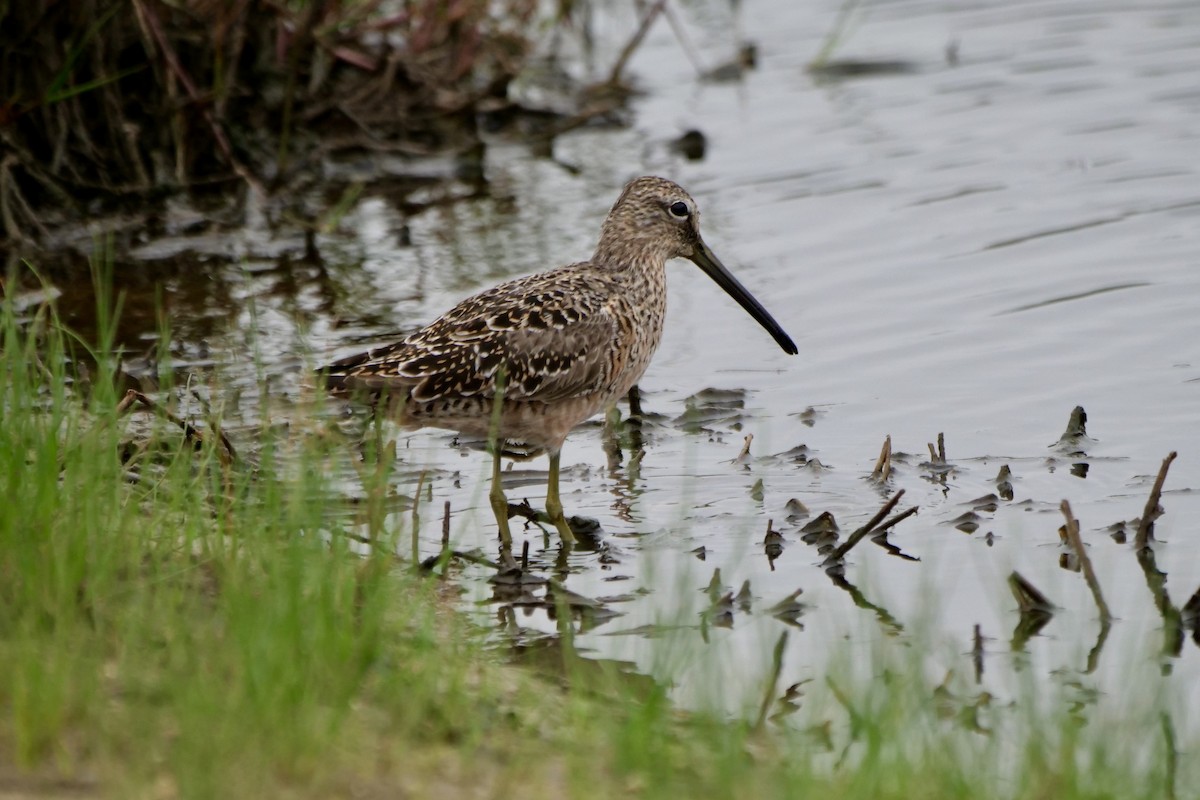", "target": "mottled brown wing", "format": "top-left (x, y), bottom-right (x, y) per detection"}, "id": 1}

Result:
top-left (326, 267), bottom-right (618, 404)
